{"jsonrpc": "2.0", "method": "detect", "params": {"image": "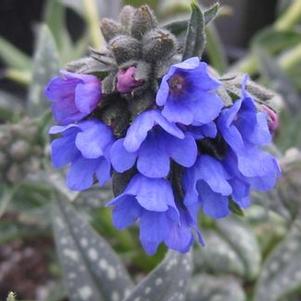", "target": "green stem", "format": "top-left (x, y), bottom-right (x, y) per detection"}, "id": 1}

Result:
top-left (83, 0), bottom-right (104, 49)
